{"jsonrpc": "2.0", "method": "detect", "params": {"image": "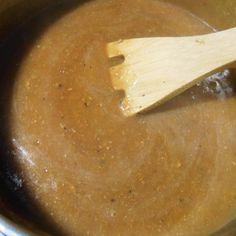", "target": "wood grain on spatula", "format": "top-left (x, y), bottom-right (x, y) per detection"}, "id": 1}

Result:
top-left (107, 27), bottom-right (236, 116)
